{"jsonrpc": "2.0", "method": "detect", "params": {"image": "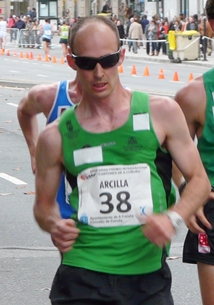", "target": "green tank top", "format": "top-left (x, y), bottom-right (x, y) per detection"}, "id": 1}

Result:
top-left (60, 25), bottom-right (69, 39)
top-left (198, 69), bottom-right (214, 186)
top-left (58, 91), bottom-right (175, 275)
